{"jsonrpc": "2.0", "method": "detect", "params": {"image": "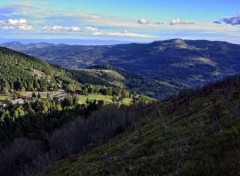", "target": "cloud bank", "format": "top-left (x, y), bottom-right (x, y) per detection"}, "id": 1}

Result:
top-left (43, 25), bottom-right (148, 38)
top-left (44, 26), bottom-right (81, 32)
top-left (85, 27), bottom-right (149, 38)
top-left (0, 18), bottom-right (32, 30)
